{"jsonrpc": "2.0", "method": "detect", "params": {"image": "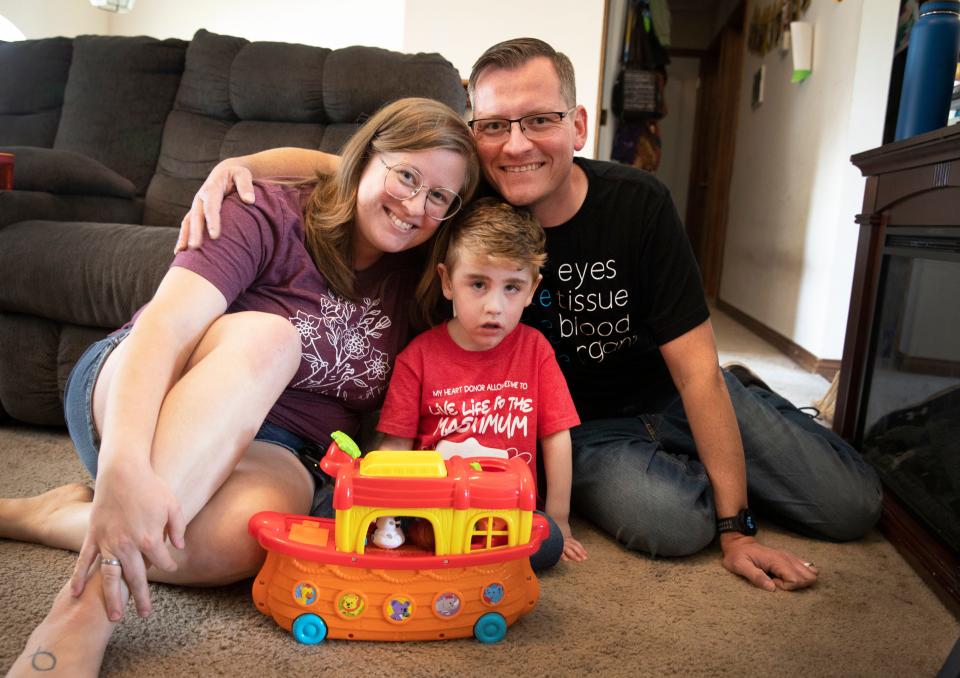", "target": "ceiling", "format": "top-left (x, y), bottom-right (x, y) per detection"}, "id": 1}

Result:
top-left (667, 0), bottom-right (722, 12)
